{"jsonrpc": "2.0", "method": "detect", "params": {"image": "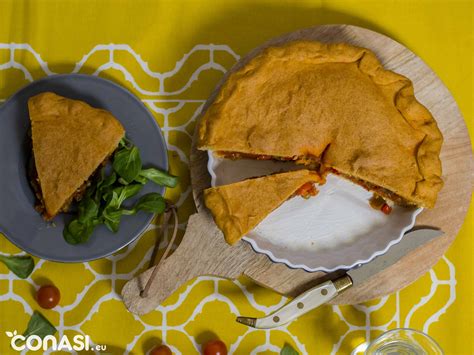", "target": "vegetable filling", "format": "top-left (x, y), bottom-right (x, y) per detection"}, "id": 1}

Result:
top-left (326, 168), bottom-right (413, 207)
top-left (293, 182), bottom-right (319, 199)
top-left (28, 149), bottom-right (105, 218)
top-left (215, 151), bottom-right (413, 212)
